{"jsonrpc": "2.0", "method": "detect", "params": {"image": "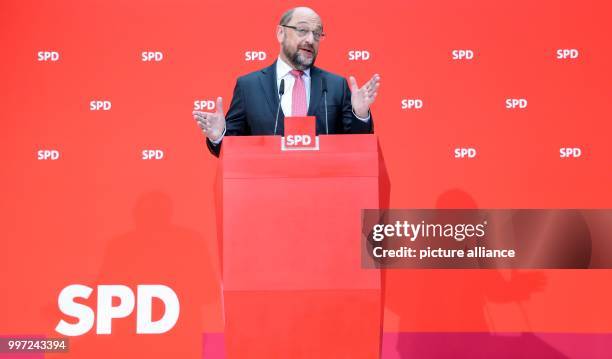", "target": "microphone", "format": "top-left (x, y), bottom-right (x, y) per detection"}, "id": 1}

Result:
top-left (274, 79), bottom-right (285, 136)
top-left (321, 77), bottom-right (329, 134)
